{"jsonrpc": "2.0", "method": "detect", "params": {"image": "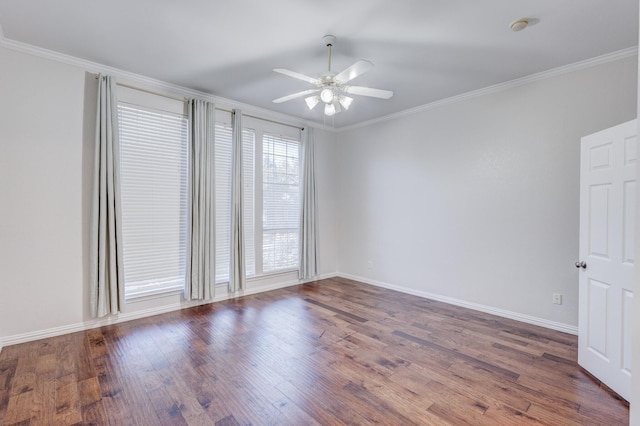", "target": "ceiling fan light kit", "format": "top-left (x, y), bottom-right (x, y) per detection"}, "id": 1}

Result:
top-left (272, 35), bottom-right (393, 117)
